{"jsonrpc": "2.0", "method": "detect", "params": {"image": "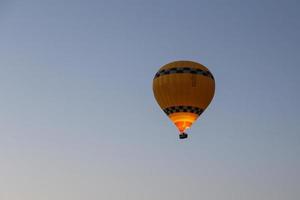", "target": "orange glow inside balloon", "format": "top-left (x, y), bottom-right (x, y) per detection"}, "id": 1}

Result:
top-left (169, 112), bottom-right (198, 133)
